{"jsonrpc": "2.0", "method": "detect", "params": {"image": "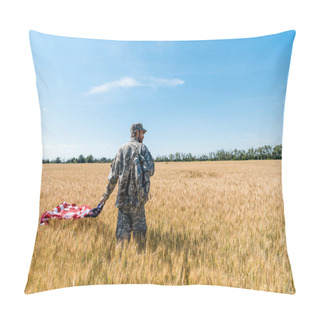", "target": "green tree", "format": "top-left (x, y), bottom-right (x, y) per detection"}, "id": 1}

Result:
top-left (86, 155), bottom-right (94, 163)
top-left (77, 154), bottom-right (85, 163)
top-left (272, 145), bottom-right (282, 159)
